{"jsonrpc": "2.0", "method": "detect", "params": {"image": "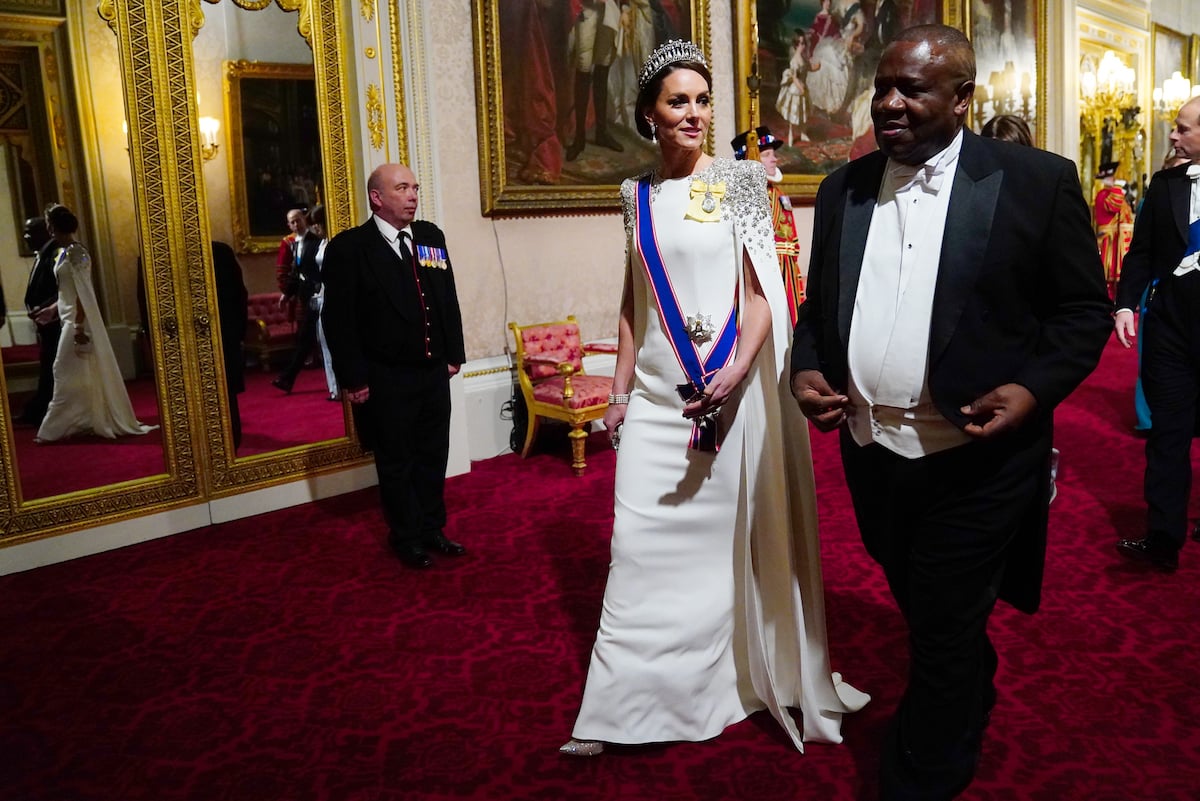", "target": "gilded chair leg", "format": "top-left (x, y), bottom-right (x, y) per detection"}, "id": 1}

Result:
top-left (520, 415), bottom-right (540, 458)
top-left (568, 425), bottom-right (588, 475)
